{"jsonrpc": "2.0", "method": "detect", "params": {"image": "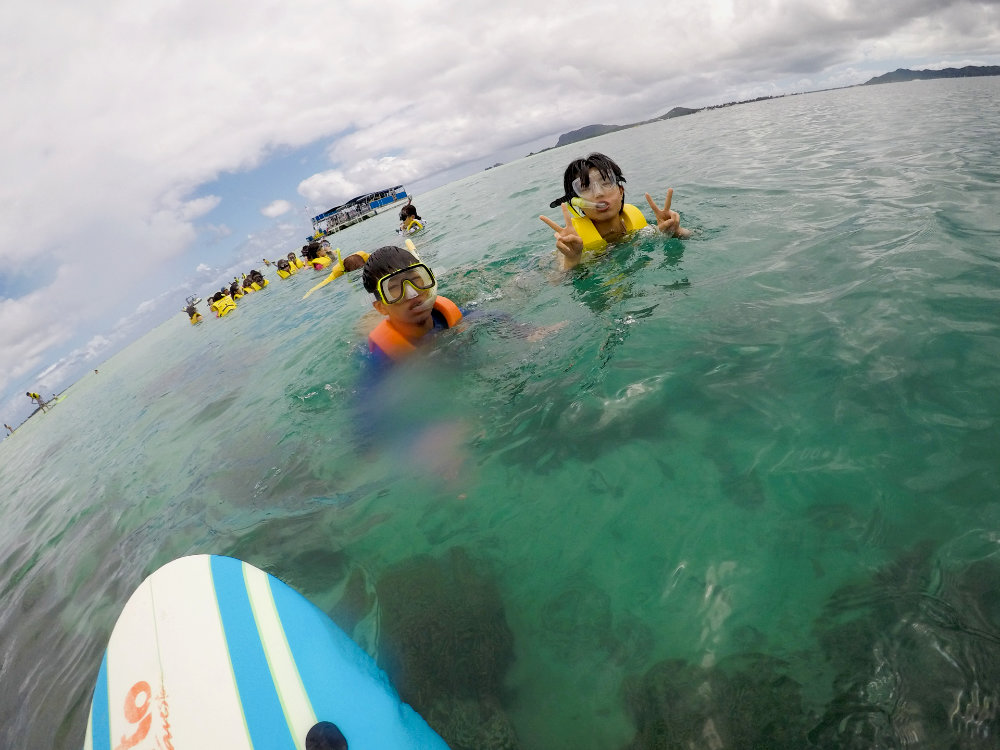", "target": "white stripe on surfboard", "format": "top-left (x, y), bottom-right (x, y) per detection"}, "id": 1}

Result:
top-left (154, 555), bottom-right (253, 748)
top-left (242, 561), bottom-right (317, 746)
